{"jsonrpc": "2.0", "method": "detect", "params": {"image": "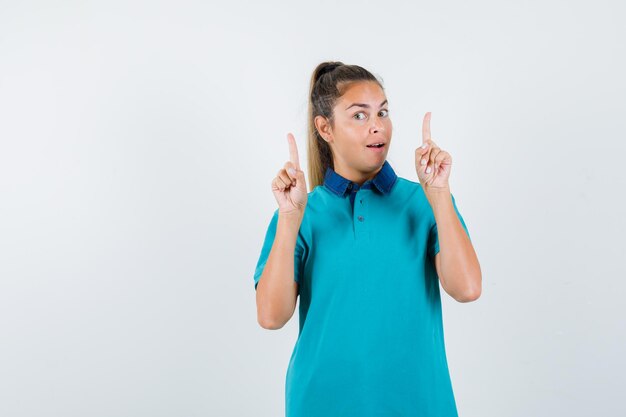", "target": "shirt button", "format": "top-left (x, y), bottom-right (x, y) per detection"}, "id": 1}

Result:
top-left (359, 199), bottom-right (363, 204)
top-left (347, 183), bottom-right (353, 190)
top-left (358, 216), bottom-right (364, 222)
